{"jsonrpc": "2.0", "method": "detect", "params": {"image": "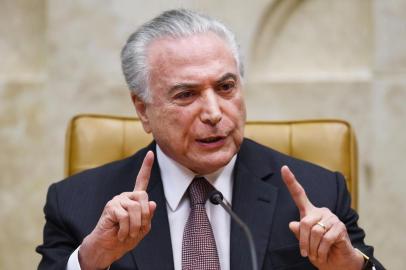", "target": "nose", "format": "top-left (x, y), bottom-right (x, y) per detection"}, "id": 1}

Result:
top-left (200, 90), bottom-right (222, 126)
